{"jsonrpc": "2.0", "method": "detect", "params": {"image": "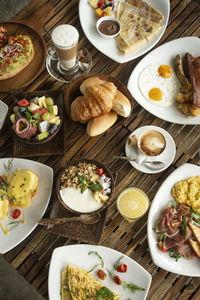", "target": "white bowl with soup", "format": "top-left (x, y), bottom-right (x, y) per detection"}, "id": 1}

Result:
top-left (56, 159), bottom-right (114, 214)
